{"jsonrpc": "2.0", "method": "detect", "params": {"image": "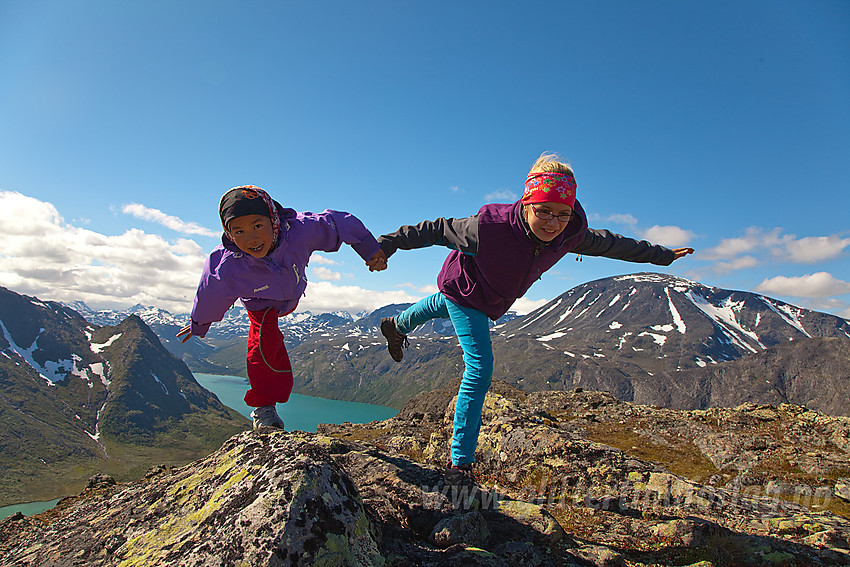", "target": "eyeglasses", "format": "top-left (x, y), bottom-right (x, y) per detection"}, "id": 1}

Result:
top-left (530, 205), bottom-right (572, 222)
